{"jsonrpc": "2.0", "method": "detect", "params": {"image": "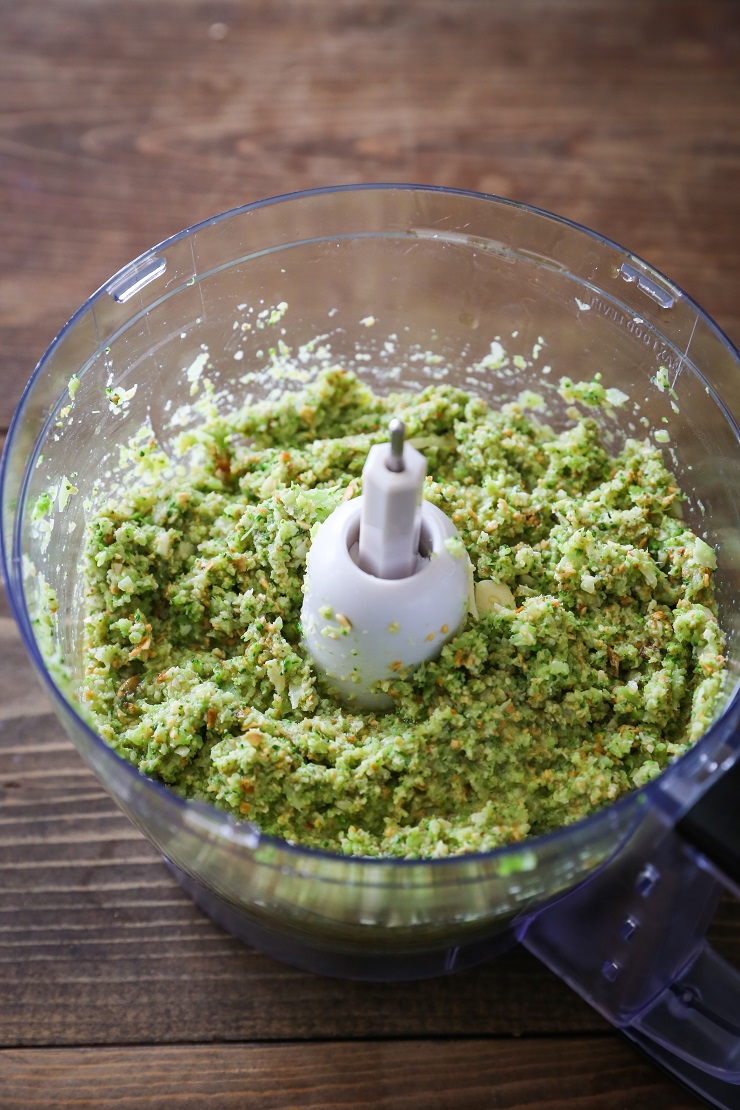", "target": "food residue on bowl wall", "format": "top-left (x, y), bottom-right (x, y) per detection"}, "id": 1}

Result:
top-left (54, 331), bottom-right (727, 861)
